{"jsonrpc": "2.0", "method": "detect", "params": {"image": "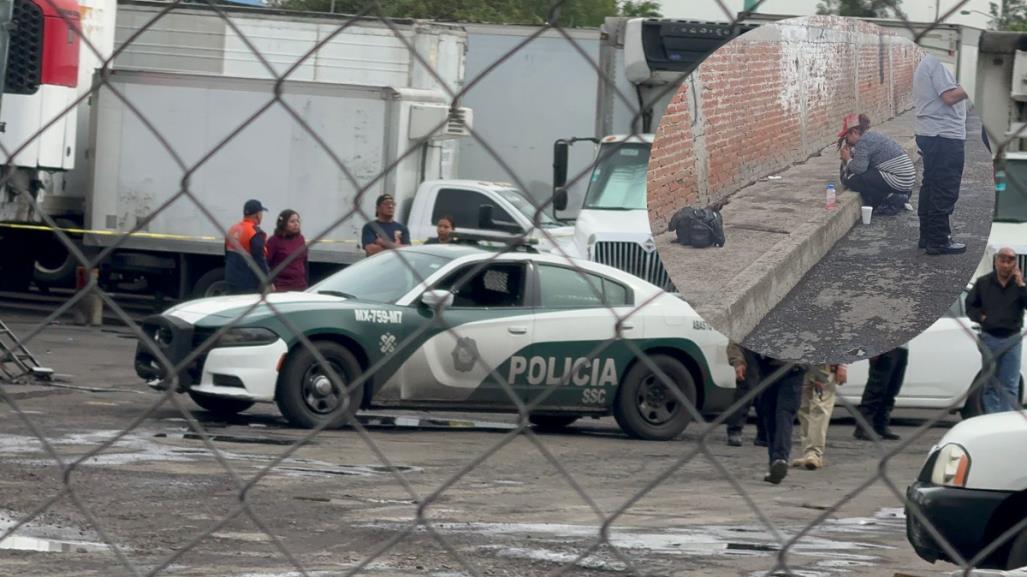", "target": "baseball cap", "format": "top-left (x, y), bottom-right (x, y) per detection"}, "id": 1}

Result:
top-left (243, 199), bottom-right (269, 215)
top-left (376, 193), bottom-right (395, 207)
top-left (837, 113), bottom-right (861, 138)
